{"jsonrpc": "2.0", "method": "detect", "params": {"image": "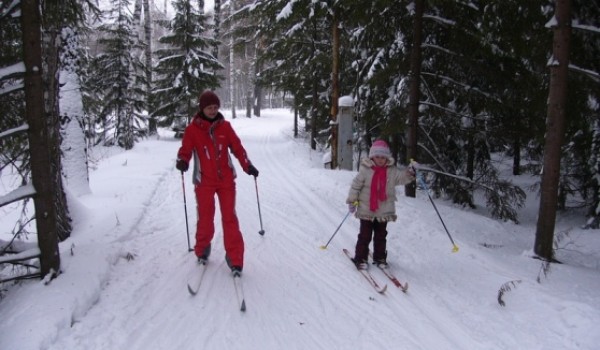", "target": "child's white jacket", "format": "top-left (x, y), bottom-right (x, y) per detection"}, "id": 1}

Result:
top-left (346, 157), bottom-right (414, 222)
